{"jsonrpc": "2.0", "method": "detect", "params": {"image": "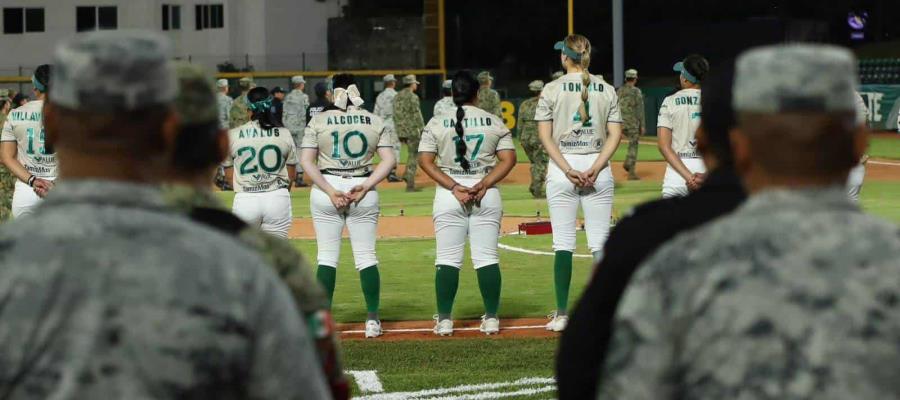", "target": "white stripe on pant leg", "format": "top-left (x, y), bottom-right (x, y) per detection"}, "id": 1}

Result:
top-left (310, 186), bottom-right (344, 268)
